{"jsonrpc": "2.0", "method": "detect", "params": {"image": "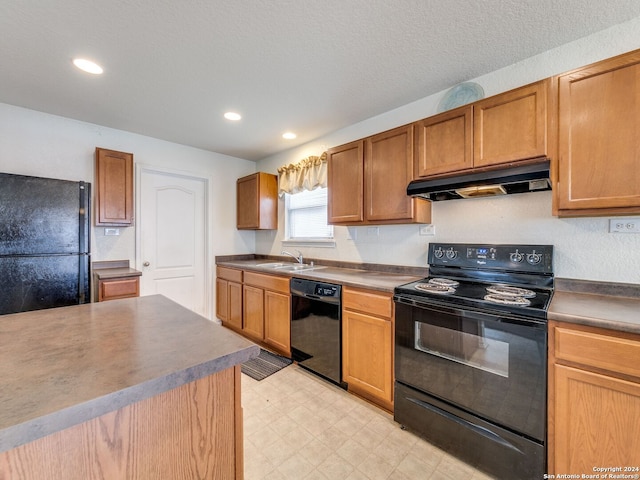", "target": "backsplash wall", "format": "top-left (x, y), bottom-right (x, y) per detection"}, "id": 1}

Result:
top-left (256, 16), bottom-right (640, 284)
